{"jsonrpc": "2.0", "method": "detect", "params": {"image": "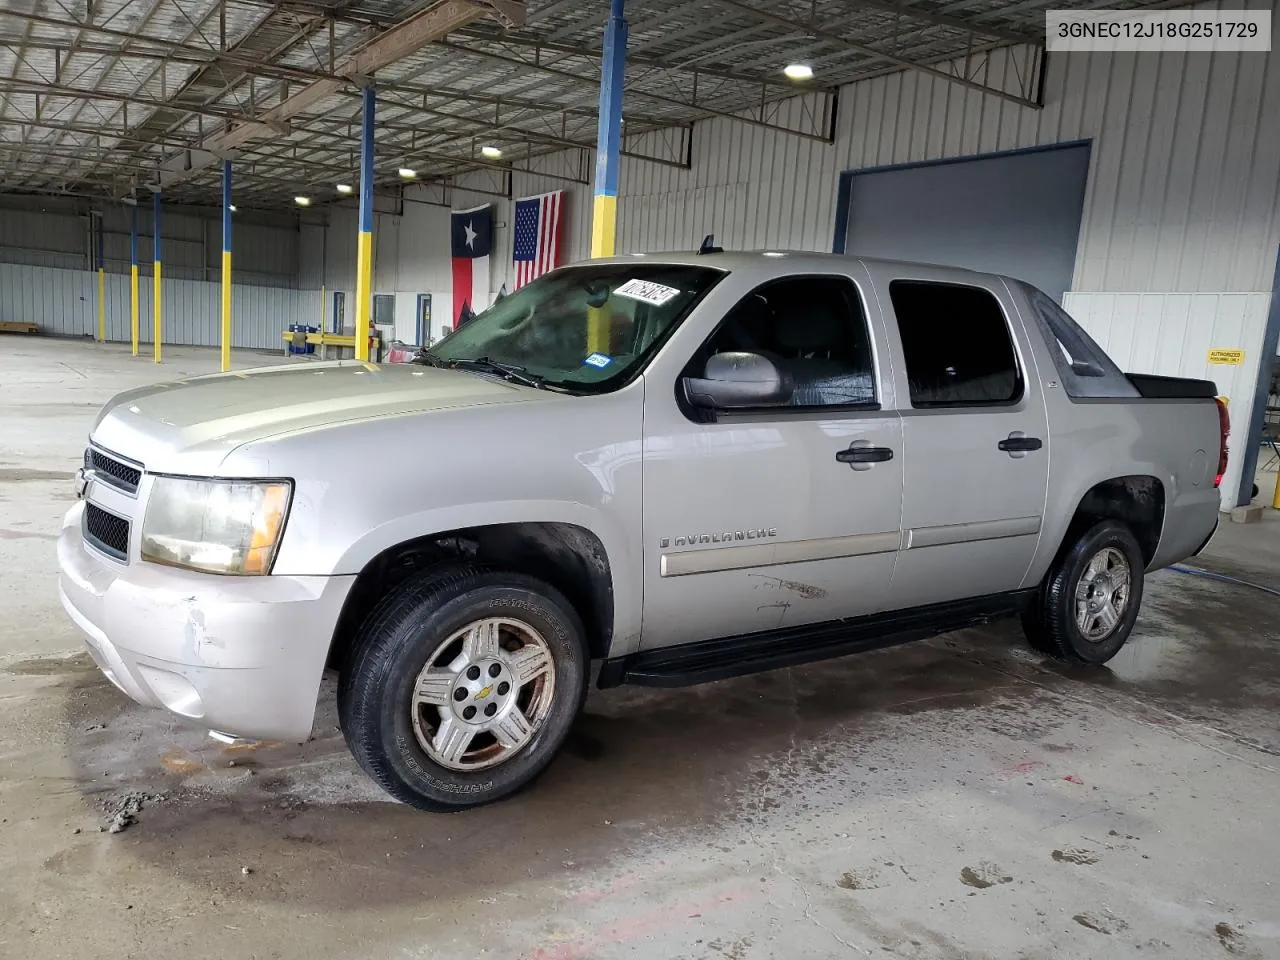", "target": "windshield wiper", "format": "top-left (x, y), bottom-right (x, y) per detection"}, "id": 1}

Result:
top-left (445, 356), bottom-right (546, 389)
